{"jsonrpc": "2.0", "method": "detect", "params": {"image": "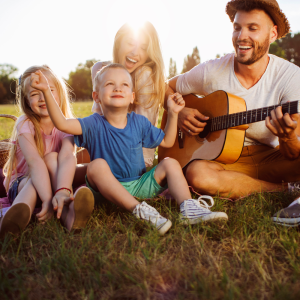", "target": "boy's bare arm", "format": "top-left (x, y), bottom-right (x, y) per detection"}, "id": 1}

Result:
top-left (30, 71), bottom-right (82, 135)
top-left (164, 76), bottom-right (178, 110)
top-left (160, 93), bottom-right (185, 148)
